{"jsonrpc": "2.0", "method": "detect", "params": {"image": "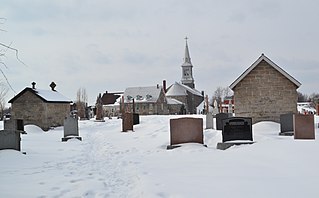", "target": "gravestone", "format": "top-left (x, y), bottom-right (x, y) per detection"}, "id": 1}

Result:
top-left (4, 118), bottom-right (25, 134)
top-left (212, 100), bottom-right (219, 115)
top-left (206, 113), bottom-right (214, 129)
top-left (122, 112), bottom-right (133, 132)
top-left (167, 117), bottom-right (204, 149)
top-left (294, 114), bottom-right (315, 139)
top-left (62, 115), bottom-right (82, 141)
top-left (133, 113), bottom-right (140, 125)
top-left (217, 117), bottom-right (253, 150)
top-left (0, 130), bottom-right (21, 151)
top-left (216, 113), bottom-right (232, 130)
top-left (279, 113), bottom-right (294, 136)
